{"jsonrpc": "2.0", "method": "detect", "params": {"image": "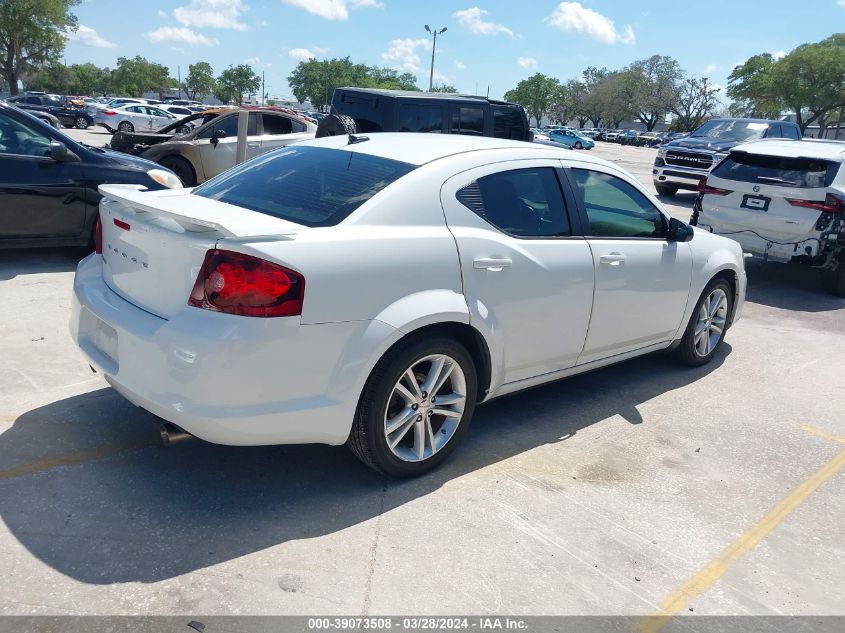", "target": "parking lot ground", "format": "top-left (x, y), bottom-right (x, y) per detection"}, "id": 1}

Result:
top-left (0, 135), bottom-right (843, 618)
